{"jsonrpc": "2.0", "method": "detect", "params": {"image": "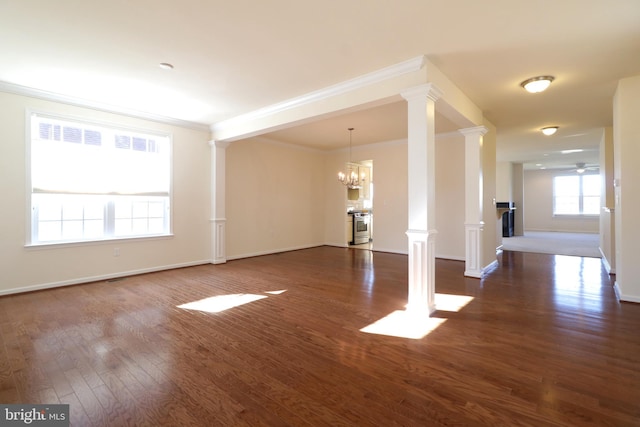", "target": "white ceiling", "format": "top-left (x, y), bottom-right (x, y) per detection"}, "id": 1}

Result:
top-left (2, 0), bottom-right (639, 169)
